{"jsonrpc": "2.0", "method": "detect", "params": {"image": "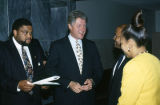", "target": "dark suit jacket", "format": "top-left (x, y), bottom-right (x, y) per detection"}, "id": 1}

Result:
top-left (107, 55), bottom-right (129, 105)
top-left (45, 36), bottom-right (103, 105)
top-left (0, 38), bottom-right (45, 105)
top-left (0, 41), bottom-right (3, 105)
